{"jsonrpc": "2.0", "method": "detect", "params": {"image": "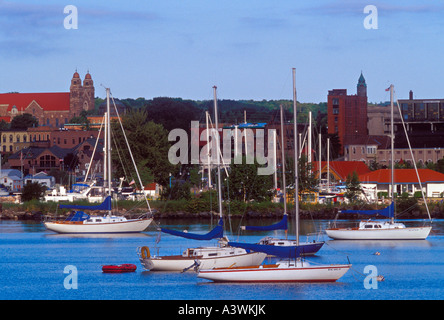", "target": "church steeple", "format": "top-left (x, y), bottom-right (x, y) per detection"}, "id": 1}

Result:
top-left (357, 71), bottom-right (367, 97)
